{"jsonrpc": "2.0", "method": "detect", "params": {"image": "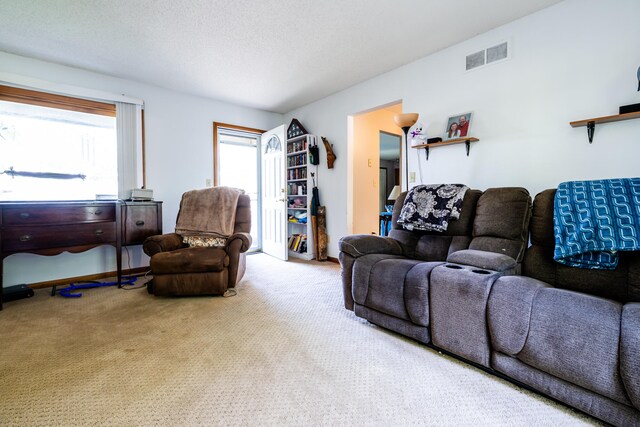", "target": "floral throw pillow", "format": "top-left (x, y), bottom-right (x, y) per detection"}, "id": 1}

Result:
top-left (397, 184), bottom-right (469, 232)
top-left (183, 235), bottom-right (227, 248)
